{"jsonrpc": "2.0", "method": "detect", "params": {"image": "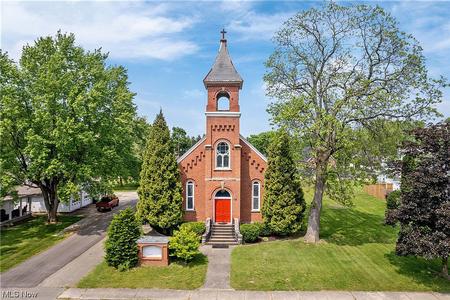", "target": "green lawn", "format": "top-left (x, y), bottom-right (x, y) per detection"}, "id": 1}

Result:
top-left (0, 215), bottom-right (82, 272)
top-left (78, 254), bottom-right (208, 289)
top-left (112, 183), bottom-right (139, 192)
top-left (231, 189), bottom-right (450, 291)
